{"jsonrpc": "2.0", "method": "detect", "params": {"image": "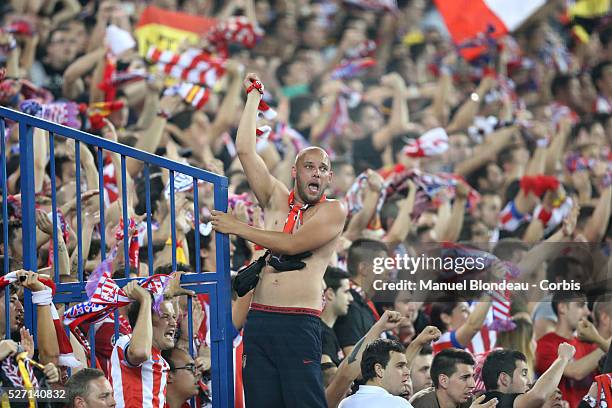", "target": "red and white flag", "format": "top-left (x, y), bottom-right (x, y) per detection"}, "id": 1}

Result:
top-left (435, 0), bottom-right (545, 50)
